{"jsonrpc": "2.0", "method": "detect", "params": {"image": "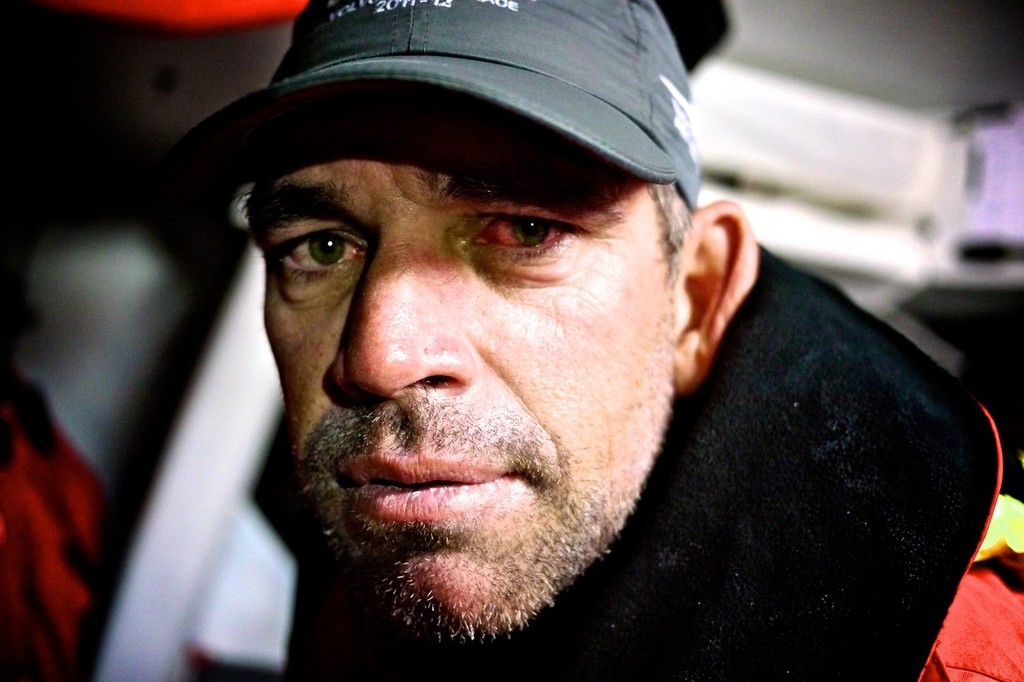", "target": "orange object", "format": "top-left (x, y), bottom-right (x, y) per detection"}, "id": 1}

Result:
top-left (27, 0), bottom-right (307, 33)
